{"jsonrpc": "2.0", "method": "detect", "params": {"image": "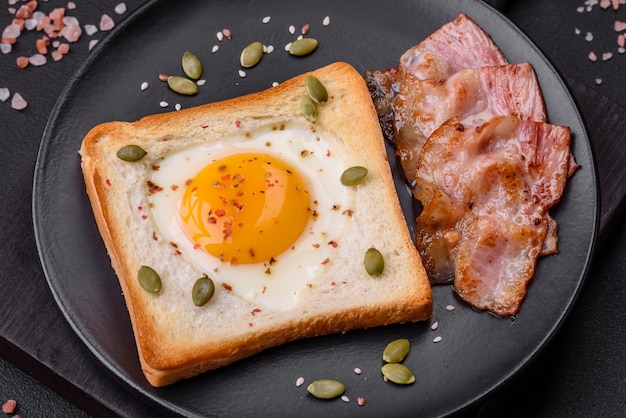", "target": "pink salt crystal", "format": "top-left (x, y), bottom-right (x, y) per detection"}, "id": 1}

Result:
top-left (588, 51), bottom-right (598, 61)
top-left (99, 14), bottom-right (115, 31)
top-left (602, 51), bottom-right (613, 60)
top-left (8, 7), bottom-right (15, 14)
top-left (0, 88), bottom-right (9, 102)
top-left (615, 21), bottom-right (626, 32)
top-left (8, 0), bottom-right (18, 6)
top-left (67, 2), bottom-right (76, 10)
top-left (88, 39), bottom-right (98, 50)
top-left (49, 8), bottom-right (65, 23)
top-left (16, 56), bottom-right (29, 68)
top-left (11, 92), bottom-right (27, 110)
top-left (51, 50), bottom-right (63, 61)
top-left (600, 0), bottom-right (611, 8)
top-left (115, 3), bottom-right (127, 15)
top-left (61, 23), bottom-right (81, 42)
top-left (0, 43), bottom-right (11, 54)
top-left (84, 24), bottom-right (97, 36)
top-left (618, 34), bottom-right (625, 47)
top-left (26, 0), bottom-right (38, 12)
top-left (15, 5), bottom-right (33, 19)
top-left (29, 53), bottom-right (47, 66)
top-left (24, 18), bottom-right (38, 30)
top-left (37, 16), bottom-right (50, 31)
top-left (57, 43), bottom-right (69, 54)
top-left (2, 23), bottom-right (21, 40)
